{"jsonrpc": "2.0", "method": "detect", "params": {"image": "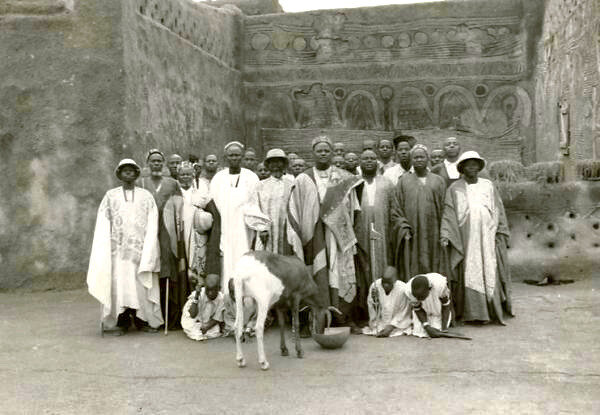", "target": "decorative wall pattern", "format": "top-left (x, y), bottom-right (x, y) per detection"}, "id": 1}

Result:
top-left (536, 0), bottom-right (600, 162)
top-left (242, 1), bottom-right (538, 163)
top-left (136, 0), bottom-right (241, 70)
